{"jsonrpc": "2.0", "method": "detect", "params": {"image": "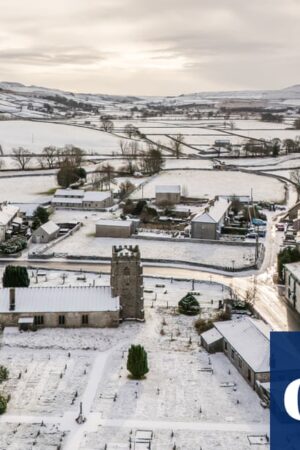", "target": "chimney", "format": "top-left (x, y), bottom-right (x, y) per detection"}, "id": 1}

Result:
top-left (9, 288), bottom-right (15, 311)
